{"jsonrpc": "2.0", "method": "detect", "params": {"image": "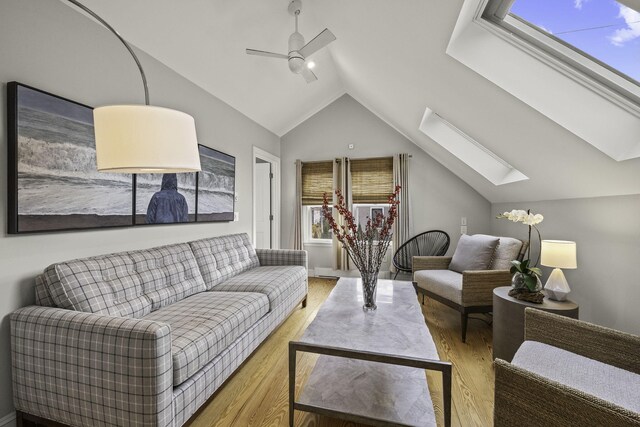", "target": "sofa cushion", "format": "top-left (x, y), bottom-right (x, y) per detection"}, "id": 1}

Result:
top-left (414, 269), bottom-right (462, 305)
top-left (189, 233), bottom-right (260, 289)
top-left (449, 234), bottom-right (499, 273)
top-left (43, 243), bottom-right (206, 318)
top-left (143, 291), bottom-right (269, 386)
top-left (34, 274), bottom-right (55, 307)
top-left (512, 341), bottom-right (640, 412)
top-left (211, 265), bottom-right (307, 311)
top-left (489, 236), bottom-right (524, 270)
